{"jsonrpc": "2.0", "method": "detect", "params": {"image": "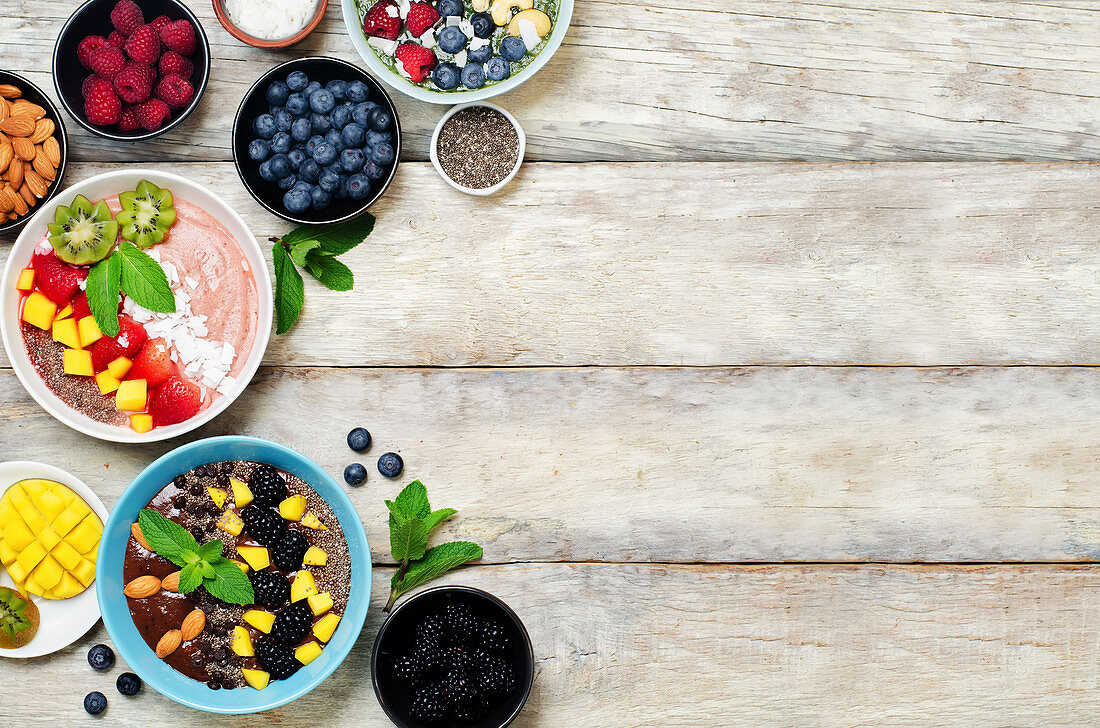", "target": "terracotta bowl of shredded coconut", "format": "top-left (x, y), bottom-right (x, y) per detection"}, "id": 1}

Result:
top-left (213, 0), bottom-right (328, 49)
